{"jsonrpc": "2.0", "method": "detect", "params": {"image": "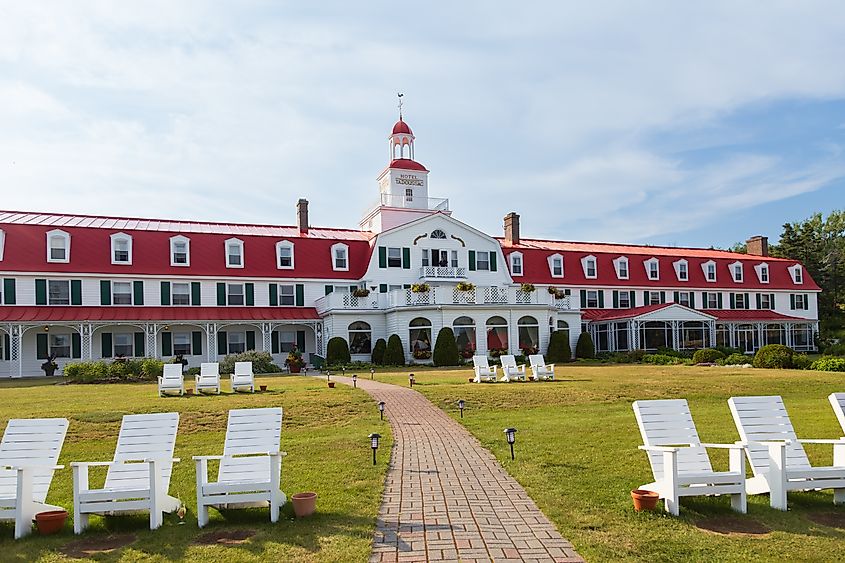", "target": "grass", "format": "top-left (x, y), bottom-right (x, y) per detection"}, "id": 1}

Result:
top-left (372, 364), bottom-right (845, 562)
top-left (0, 374), bottom-right (391, 562)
